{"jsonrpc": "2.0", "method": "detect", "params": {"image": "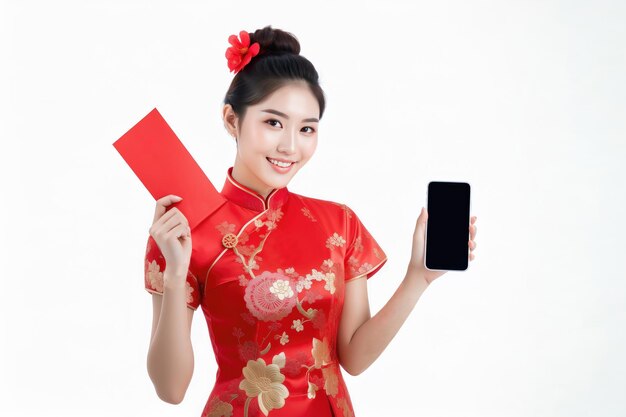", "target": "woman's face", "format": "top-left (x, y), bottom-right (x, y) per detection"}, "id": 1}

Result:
top-left (223, 81), bottom-right (320, 199)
